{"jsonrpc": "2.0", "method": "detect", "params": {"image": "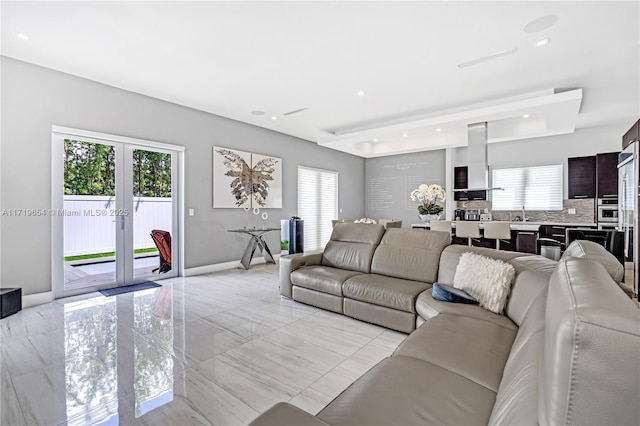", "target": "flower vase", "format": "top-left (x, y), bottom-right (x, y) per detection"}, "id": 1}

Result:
top-left (419, 214), bottom-right (441, 222)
